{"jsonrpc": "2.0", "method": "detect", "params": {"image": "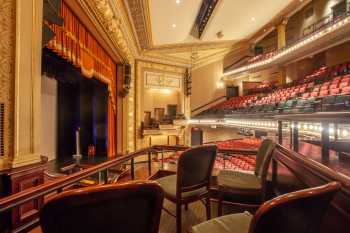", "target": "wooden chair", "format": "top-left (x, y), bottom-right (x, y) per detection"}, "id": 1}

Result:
top-left (156, 144), bottom-right (218, 233)
top-left (217, 139), bottom-right (276, 216)
top-left (192, 181), bottom-right (340, 233)
top-left (40, 181), bottom-right (164, 233)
